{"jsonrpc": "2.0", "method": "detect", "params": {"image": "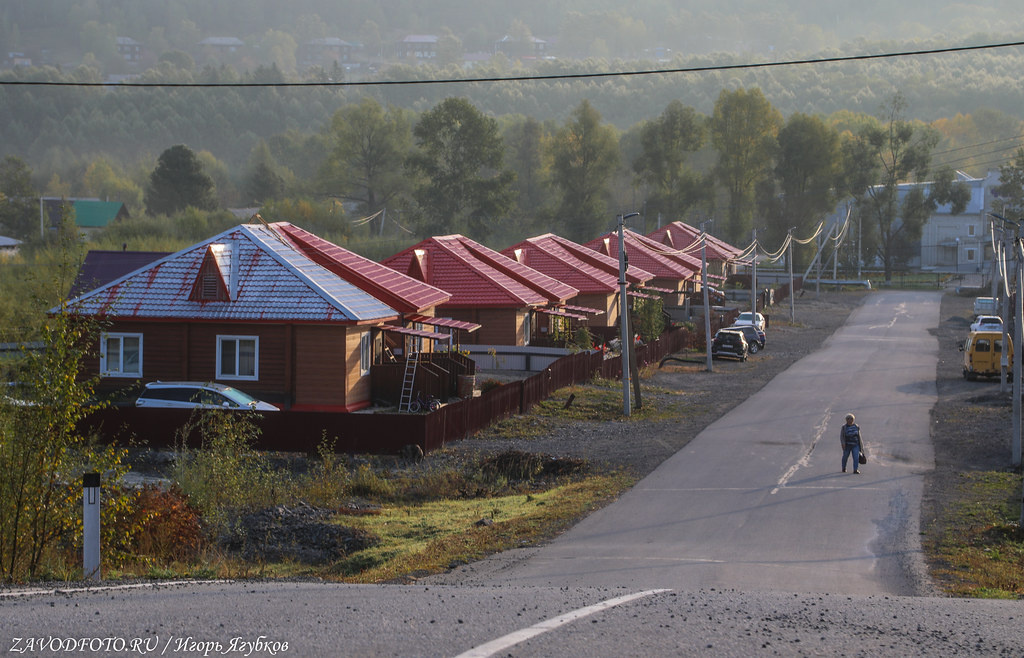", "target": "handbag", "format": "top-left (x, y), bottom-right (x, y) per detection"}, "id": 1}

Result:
top-left (859, 451), bottom-right (867, 465)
